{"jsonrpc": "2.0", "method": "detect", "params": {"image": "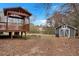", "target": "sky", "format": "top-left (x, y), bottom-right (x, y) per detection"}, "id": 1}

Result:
top-left (0, 3), bottom-right (64, 25)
